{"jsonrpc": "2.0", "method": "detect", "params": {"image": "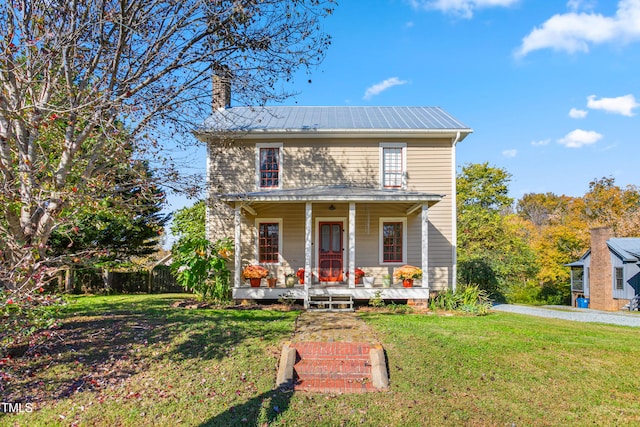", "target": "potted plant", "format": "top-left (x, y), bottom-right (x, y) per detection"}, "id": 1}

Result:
top-left (296, 268), bottom-right (305, 285)
top-left (362, 275), bottom-right (375, 288)
top-left (382, 274), bottom-right (392, 288)
top-left (347, 268), bottom-right (365, 284)
top-left (267, 274), bottom-right (277, 288)
top-left (394, 265), bottom-right (422, 288)
top-left (285, 273), bottom-right (297, 288)
top-left (243, 265), bottom-right (269, 287)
